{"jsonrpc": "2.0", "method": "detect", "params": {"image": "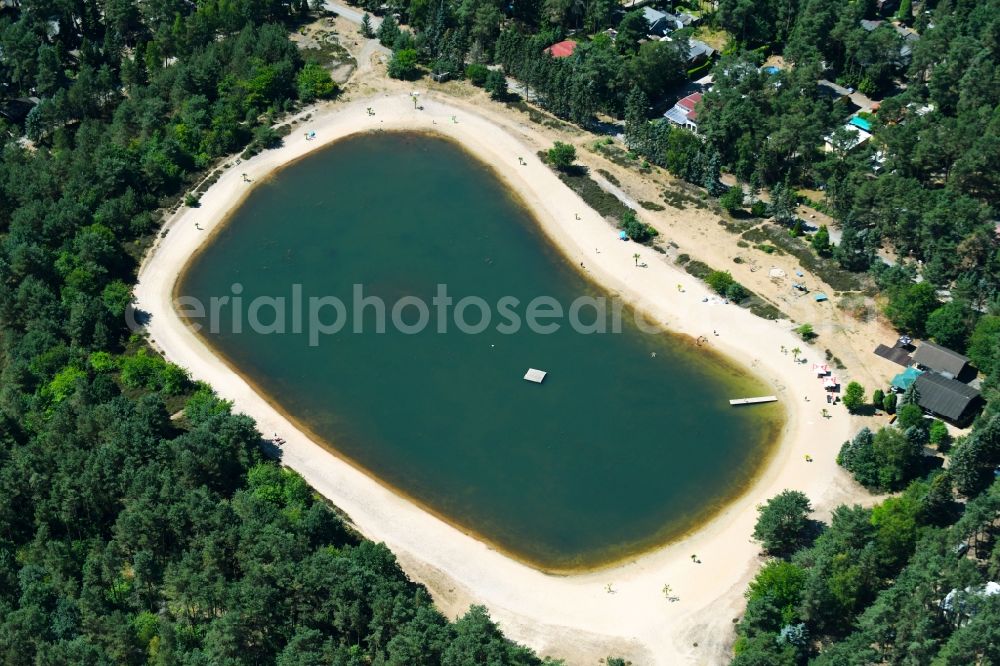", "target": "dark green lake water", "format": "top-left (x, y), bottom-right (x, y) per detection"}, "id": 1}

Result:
top-left (178, 132), bottom-right (781, 570)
